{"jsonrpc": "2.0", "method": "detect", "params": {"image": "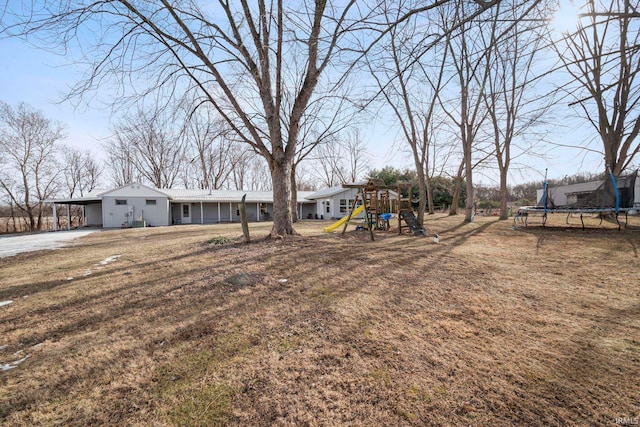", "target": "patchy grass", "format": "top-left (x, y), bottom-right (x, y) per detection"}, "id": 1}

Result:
top-left (1, 216), bottom-right (639, 426)
top-left (207, 236), bottom-right (233, 245)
